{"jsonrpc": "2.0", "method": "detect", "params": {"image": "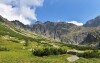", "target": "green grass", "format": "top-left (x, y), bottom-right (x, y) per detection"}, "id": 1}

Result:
top-left (0, 35), bottom-right (100, 63)
top-left (0, 21), bottom-right (100, 63)
top-left (0, 22), bottom-right (34, 41)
